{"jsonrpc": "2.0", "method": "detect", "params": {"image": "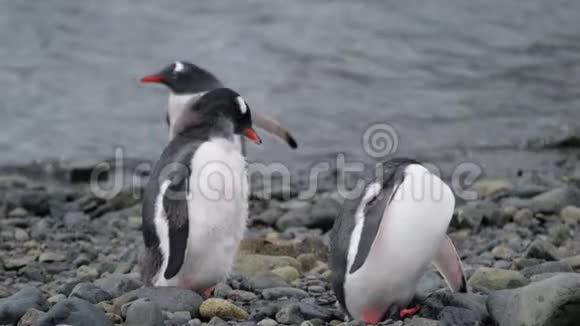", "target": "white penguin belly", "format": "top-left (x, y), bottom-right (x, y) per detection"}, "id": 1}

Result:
top-left (156, 137), bottom-right (248, 291)
top-left (344, 164), bottom-right (455, 318)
